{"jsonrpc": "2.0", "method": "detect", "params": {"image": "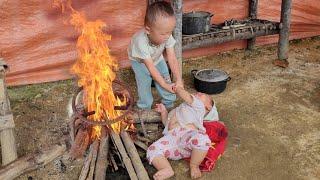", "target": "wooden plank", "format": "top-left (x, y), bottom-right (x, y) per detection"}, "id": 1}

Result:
top-left (120, 131), bottom-right (150, 180)
top-left (110, 131), bottom-right (138, 180)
